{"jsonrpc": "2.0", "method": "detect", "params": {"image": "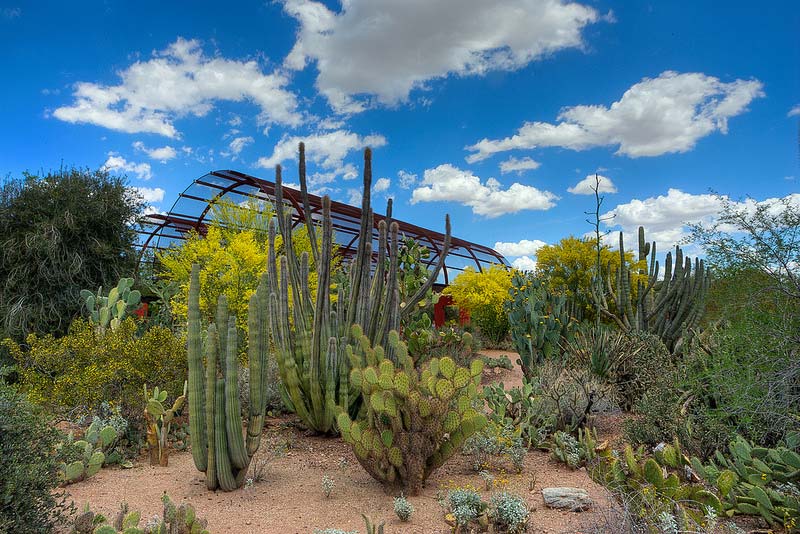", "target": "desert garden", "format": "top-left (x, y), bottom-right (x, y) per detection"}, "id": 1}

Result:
top-left (2, 145), bottom-right (798, 533)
